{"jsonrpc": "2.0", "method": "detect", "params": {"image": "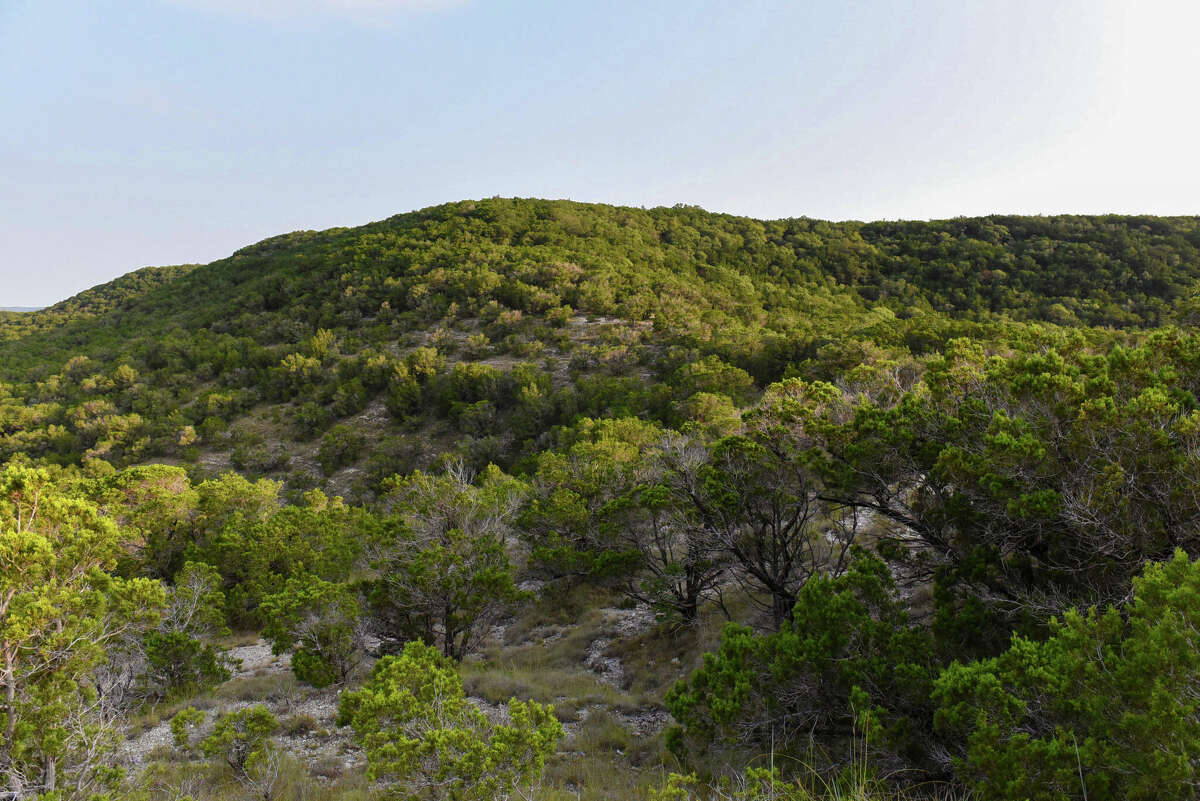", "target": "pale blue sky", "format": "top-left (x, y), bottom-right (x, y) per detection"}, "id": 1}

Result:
top-left (3, 0), bottom-right (1198, 306)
